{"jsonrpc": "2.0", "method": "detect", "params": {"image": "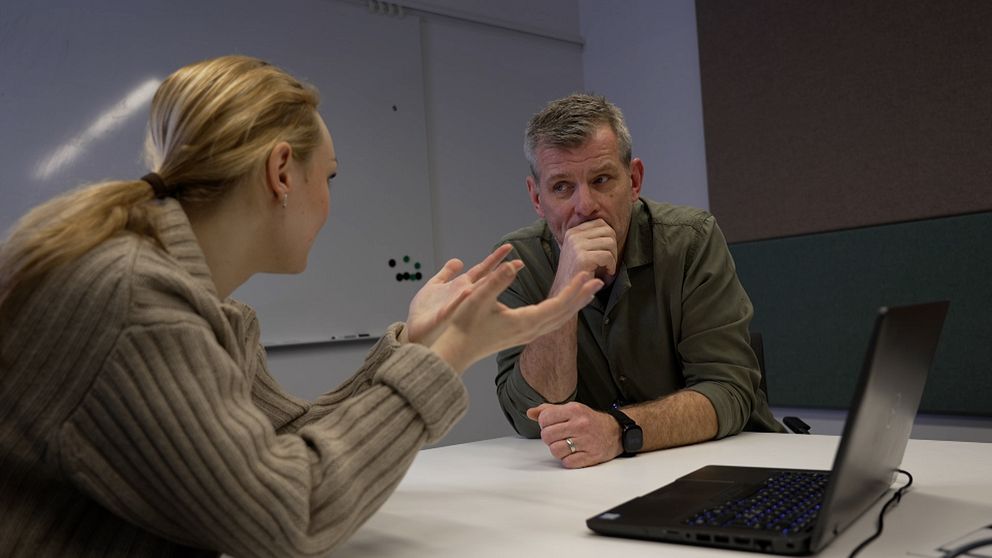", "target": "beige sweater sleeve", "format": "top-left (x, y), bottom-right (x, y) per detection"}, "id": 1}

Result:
top-left (57, 315), bottom-right (466, 557)
top-left (249, 322), bottom-right (460, 443)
